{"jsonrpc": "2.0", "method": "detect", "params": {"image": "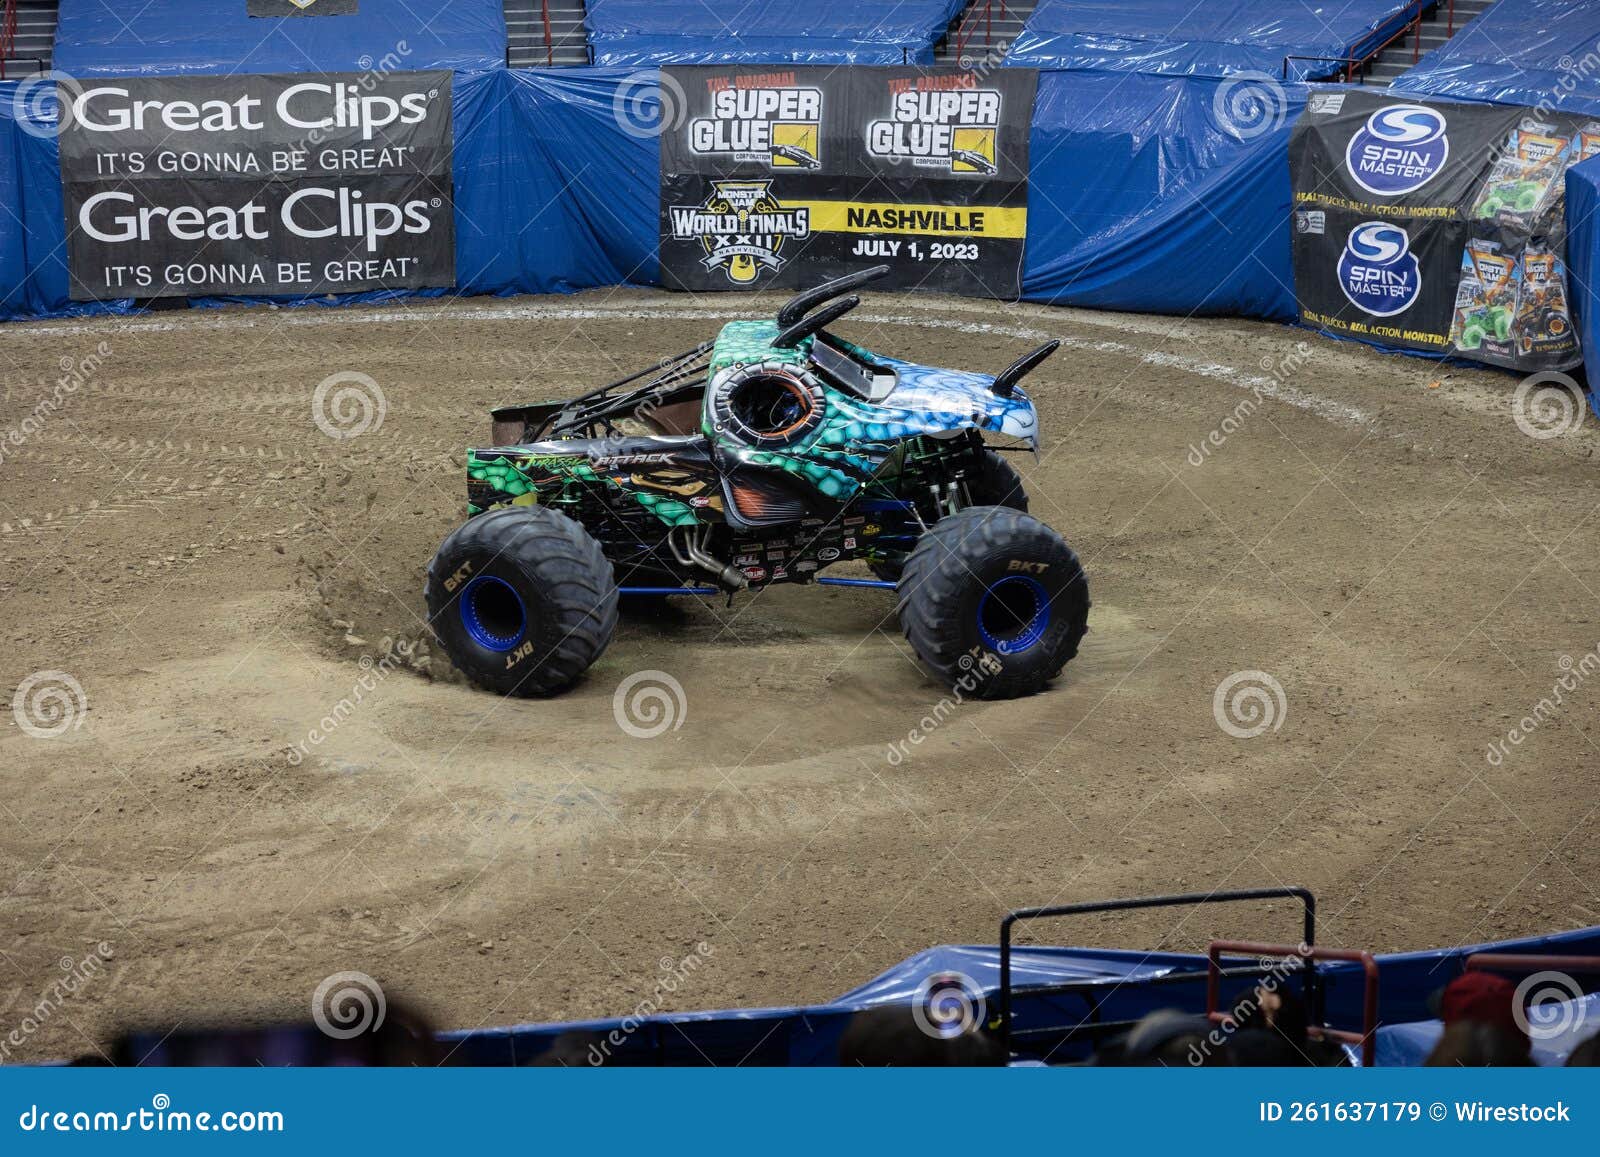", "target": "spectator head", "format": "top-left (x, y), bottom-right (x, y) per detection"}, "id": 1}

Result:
top-left (1567, 1031), bottom-right (1600, 1067)
top-left (1102, 1010), bottom-right (1215, 1067)
top-left (1426, 1020), bottom-right (1534, 1067)
top-left (1438, 972), bottom-right (1528, 1042)
top-left (1225, 1028), bottom-right (1313, 1066)
top-left (1226, 981), bottom-right (1310, 1043)
top-left (837, 1004), bottom-right (1007, 1066)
